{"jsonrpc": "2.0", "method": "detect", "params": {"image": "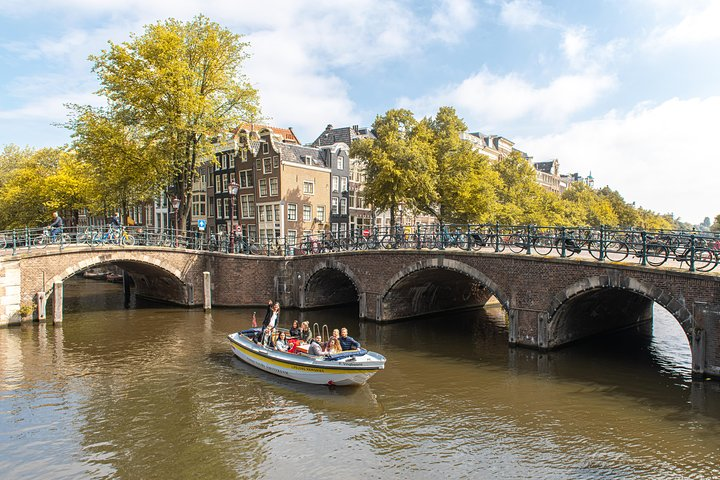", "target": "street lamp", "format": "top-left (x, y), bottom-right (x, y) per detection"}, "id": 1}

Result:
top-left (171, 197), bottom-right (181, 246)
top-left (228, 181), bottom-right (239, 253)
